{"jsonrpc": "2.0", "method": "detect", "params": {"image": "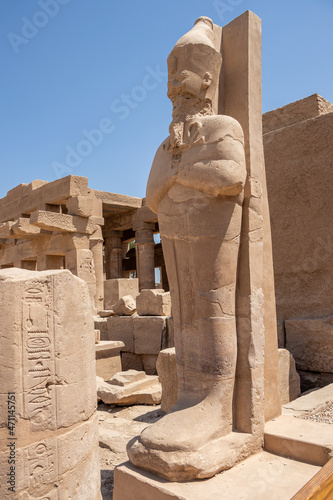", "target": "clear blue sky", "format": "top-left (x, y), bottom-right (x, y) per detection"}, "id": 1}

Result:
top-left (1, 0), bottom-right (332, 200)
